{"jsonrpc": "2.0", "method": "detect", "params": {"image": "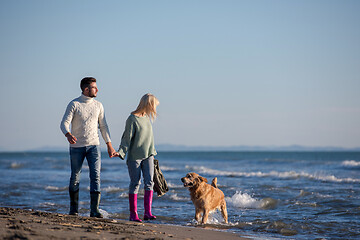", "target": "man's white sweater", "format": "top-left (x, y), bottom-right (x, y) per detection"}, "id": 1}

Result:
top-left (60, 94), bottom-right (111, 147)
